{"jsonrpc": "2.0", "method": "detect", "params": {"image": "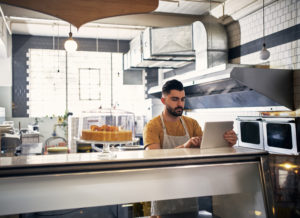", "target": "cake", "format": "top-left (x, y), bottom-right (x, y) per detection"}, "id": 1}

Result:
top-left (81, 124), bottom-right (132, 141)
